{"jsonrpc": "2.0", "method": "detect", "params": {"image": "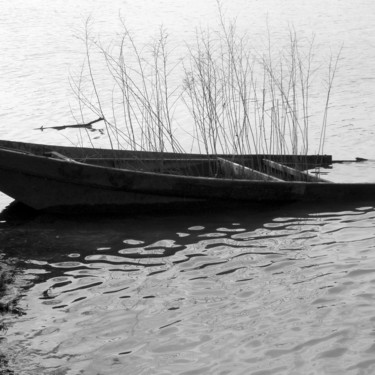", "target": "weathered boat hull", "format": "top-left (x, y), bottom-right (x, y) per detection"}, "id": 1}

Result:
top-left (0, 140), bottom-right (373, 212)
